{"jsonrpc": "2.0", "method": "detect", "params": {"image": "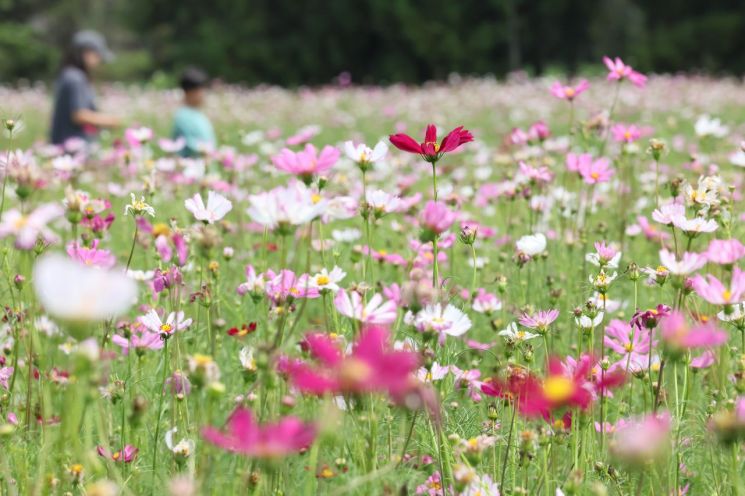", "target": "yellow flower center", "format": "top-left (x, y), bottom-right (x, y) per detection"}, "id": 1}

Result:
top-left (13, 216), bottom-right (27, 229)
top-left (564, 87), bottom-right (575, 97)
top-left (311, 193), bottom-right (322, 204)
top-left (339, 358), bottom-right (372, 386)
top-left (624, 131), bottom-right (632, 140)
top-left (152, 223), bottom-right (171, 237)
top-left (316, 275), bottom-right (330, 286)
top-left (112, 452), bottom-right (120, 460)
top-left (160, 323), bottom-right (174, 334)
top-left (378, 250), bottom-right (388, 256)
top-left (624, 342), bottom-right (634, 352)
top-left (723, 290), bottom-right (732, 302)
top-left (193, 354), bottom-right (212, 367)
top-left (425, 141), bottom-right (440, 153)
top-left (543, 376), bottom-right (575, 403)
top-left (590, 172), bottom-right (600, 180)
